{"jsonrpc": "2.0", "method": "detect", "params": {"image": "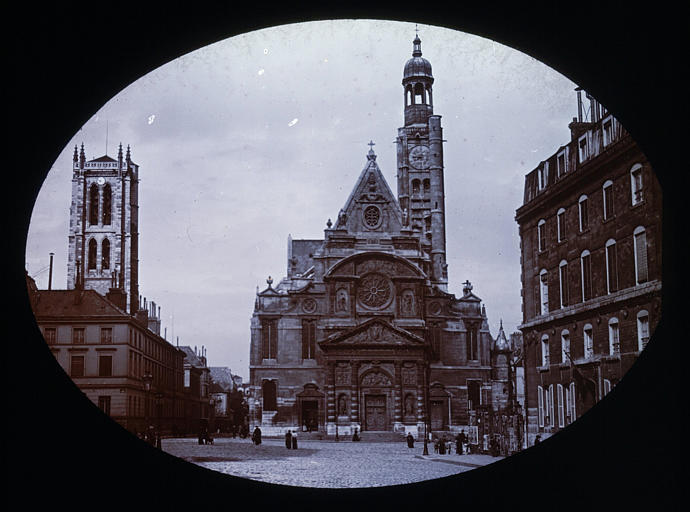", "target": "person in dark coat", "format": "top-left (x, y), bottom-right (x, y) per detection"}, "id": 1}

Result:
top-left (434, 437), bottom-right (439, 454)
top-left (285, 430), bottom-right (292, 449)
top-left (455, 433), bottom-right (462, 454)
top-left (291, 431), bottom-right (298, 449)
top-left (352, 428), bottom-right (360, 442)
top-left (252, 426), bottom-right (262, 445)
top-left (534, 434), bottom-right (541, 445)
top-left (406, 432), bottom-right (414, 448)
top-left (438, 436), bottom-right (446, 454)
